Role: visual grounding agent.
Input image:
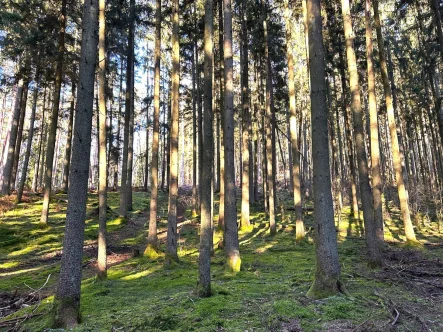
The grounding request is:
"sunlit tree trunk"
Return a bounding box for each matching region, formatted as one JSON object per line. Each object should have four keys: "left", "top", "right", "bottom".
{"left": 305, "top": 0, "right": 342, "bottom": 299}
{"left": 192, "top": 41, "right": 198, "bottom": 217}
{"left": 97, "top": 0, "right": 107, "bottom": 279}
{"left": 240, "top": 0, "right": 250, "bottom": 230}
{"left": 223, "top": 0, "right": 241, "bottom": 272}
{"left": 40, "top": 0, "right": 67, "bottom": 224}
{"left": 144, "top": 0, "right": 161, "bottom": 257}
{"left": 262, "top": 0, "right": 276, "bottom": 235}
{"left": 53, "top": 0, "right": 99, "bottom": 326}
{"left": 284, "top": 0, "right": 304, "bottom": 242}
{"left": 198, "top": 0, "right": 214, "bottom": 297}
{"left": 341, "top": 0, "right": 381, "bottom": 266}
{"left": 165, "top": 0, "right": 180, "bottom": 264}
{"left": 365, "top": 0, "right": 384, "bottom": 246}
{"left": 373, "top": 0, "right": 417, "bottom": 243}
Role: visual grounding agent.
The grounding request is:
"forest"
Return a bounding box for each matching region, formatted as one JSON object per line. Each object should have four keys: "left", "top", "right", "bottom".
{"left": 0, "top": 0, "right": 443, "bottom": 330}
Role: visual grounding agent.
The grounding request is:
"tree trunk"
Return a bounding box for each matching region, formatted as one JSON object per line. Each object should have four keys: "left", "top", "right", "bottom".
{"left": 62, "top": 77, "right": 76, "bottom": 193}
{"left": 373, "top": 0, "right": 417, "bottom": 243}
{"left": 192, "top": 41, "right": 198, "bottom": 217}
{"left": 365, "top": 0, "right": 384, "bottom": 246}
{"left": 17, "top": 71, "right": 40, "bottom": 203}
{"left": 341, "top": 0, "right": 381, "bottom": 266}
{"left": 284, "top": 0, "right": 304, "bottom": 242}
{"left": 306, "top": 0, "right": 342, "bottom": 299}
{"left": 11, "top": 81, "right": 29, "bottom": 192}
{"left": 223, "top": 0, "right": 241, "bottom": 272}
{"left": 262, "top": 0, "right": 276, "bottom": 235}
{"left": 145, "top": 0, "right": 161, "bottom": 257}
{"left": 53, "top": 0, "right": 99, "bottom": 327}
{"left": 165, "top": 0, "right": 180, "bottom": 265}
{"left": 240, "top": 0, "right": 250, "bottom": 230}
{"left": 33, "top": 86, "right": 46, "bottom": 192}
{"left": 97, "top": 0, "right": 107, "bottom": 279}
{"left": 198, "top": 0, "right": 214, "bottom": 297}
{"left": 40, "top": 0, "right": 67, "bottom": 225}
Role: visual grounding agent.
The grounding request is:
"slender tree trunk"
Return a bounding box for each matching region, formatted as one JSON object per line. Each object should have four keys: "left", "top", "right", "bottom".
{"left": 165, "top": 0, "right": 180, "bottom": 264}
{"left": 33, "top": 86, "right": 46, "bottom": 192}
{"left": 341, "top": 0, "right": 381, "bottom": 266}
{"left": 62, "top": 78, "right": 76, "bottom": 193}
{"left": 240, "top": 0, "right": 250, "bottom": 230}
{"left": 192, "top": 42, "right": 198, "bottom": 217}
{"left": 11, "top": 82, "right": 29, "bottom": 191}
{"left": 113, "top": 59, "right": 124, "bottom": 191}
{"left": 145, "top": 0, "right": 161, "bottom": 257}
{"left": 373, "top": 0, "right": 417, "bottom": 243}
{"left": 127, "top": 55, "right": 134, "bottom": 209}
{"left": 97, "top": 0, "right": 107, "bottom": 279}
{"left": 119, "top": 0, "right": 135, "bottom": 218}
{"left": 40, "top": 0, "right": 67, "bottom": 225}
{"left": 17, "top": 71, "right": 40, "bottom": 203}
{"left": 1, "top": 77, "right": 24, "bottom": 194}
{"left": 262, "top": 0, "right": 276, "bottom": 235}
{"left": 365, "top": 0, "right": 384, "bottom": 246}
{"left": 223, "top": 0, "right": 241, "bottom": 272}
{"left": 53, "top": 0, "right": 98, "bottom": 326}
{"left": 284, "top": 0, "right": 304, "bottom": 242}
{"left": 198, "top": 0, "right": 214, "bottom": 297}
{"left": 218, "top": 0, "right": 225, "bottom": 232}
{"left": 306, "top": 0, "right": 342, "bottom": 299}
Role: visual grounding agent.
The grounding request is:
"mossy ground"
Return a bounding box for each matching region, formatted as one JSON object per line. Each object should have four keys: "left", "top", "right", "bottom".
{"left": 0, "top": 191, "right": 442, "bottom": 331}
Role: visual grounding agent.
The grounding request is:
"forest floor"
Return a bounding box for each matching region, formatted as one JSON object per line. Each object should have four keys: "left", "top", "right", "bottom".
{"left": 0, "top": 190, "right": 442, "bottom": 331}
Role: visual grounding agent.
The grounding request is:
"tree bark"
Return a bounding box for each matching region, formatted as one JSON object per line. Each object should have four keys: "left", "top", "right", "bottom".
{"left": 62, "top": 77, "right": 76, "bottom": 193}
{"left": 165, "top": 0, "right": 180, "bottom": 264}
{"left": 341, "top": 0, "right": 381, "bottom": 266}
{"left": 305, "top": 0, "right": 342, "bottom": 299}
{"left": 198, "top": 0, "right": 214, "bottom": 297}
{"left": 145, "top": 0, "right": 161, "bottom": 257}
{"left": 17, "top": 71, "right": 40, "bottom": 203}
{"left": 97, "top": 0, "right": 107, "bottom": 279}
{"left": 373, "top": 0, "right": 417, "bottom": 243}
{"left": 53, "top": 0, "right": 99, "bottom": 327}
{"left": 240, "top": 0, "right": 250, "bottom": 230}
{"left": 40, "top": 0, "right": 67, "bottom": 224}
{"left": 365, "top": 0, "right": 384, "bottom": 246}
{"left": 223, "top": 0, "right": 241, "bottom": 272}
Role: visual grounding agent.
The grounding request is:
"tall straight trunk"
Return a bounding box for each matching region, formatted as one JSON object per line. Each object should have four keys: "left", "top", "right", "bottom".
{"left": 113, "top": 59, "right": 124, "bottom": 190}
{"left": 40, "top": 0, "right": 67, "bottom": 224}
{"left": 338, "top": 50, "right": 359, "bottom": 220}
{"left": 197, "top": 55, "right": 203, "bottom": 205}
{"left": 373, "top": 0, "right": 417, "bottom": 243}
{"left": 97, "top": 0, "right": 107, "bottom": 279}
{"left": 10, "top": 81, "right": 29, "bottom": 191}
{"left": 217, "top": 0, "right": 225, "bottom": 232}
{"left": 119, "top": 0, "right": 135, "bottom": 217}
{"left": 62, "top": 77, "right": 76, "bottom": 193}
{"left": 284, "top": 0, "right": 304, "bottom": 241}
{"left": 223, "top": 0, "right": 241, "bottom": 272}
{"left": 145, "top": 0, "right": 161, "bottom": 256}
{"left": 198, "top": 0, "right": 214, "bottom": 297}
{"left": 53, "top": 0, "right": 99, "bottom": 326}
{"left": 341, "top": 0, "right": 381, "bottom": 266}
{"left": 240, "top": 0, "right": 250, "bottom": 230}
{"left": 306, "top": 0, "right": 342, "bottom": 299}
{"left": 127, "top": 56, "right": 135, "bottom": 208}
{"left": 144, "top": 60, "right": 150, "bottom": 192}
{"left": 262, "top": 0, "right": 276, "bottom": 235}
{"left": 165, "top": 0, "right": 180, "bottom": 264}
{"left": 17, "top": 71, "right": 40, "bottom": 203}
{"left": 365, "top": 0, "right": 384, "bottom": 245}
{"left": 33, "top": 86, "right": 47, "bottom": 192}
{"left": 192, "top": 42, "right": 198, "bottom": 216}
